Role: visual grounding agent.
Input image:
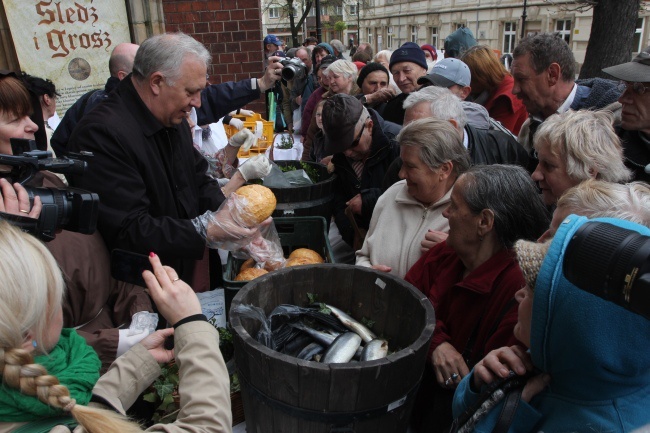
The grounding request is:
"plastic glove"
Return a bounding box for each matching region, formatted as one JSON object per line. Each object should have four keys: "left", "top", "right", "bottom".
{"left": 238, "top": 155, "right": 272, "bottom": 181}
{"left": 228, "top": 117, "right": 245, "bottom": 130}
{"left": 191, "top": 206, "right": 260, "bottom": 250}
{"left": 229, "top": 109, "right": 254, "bottom": 117}
{"left": 229, "top": 128, "right": 256, "bottom": 151}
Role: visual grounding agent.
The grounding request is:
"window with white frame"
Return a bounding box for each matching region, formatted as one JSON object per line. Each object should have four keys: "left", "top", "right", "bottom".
{"left": 634, "top": 17, "right": 645, "bottom": 53}
{"left": 320, "top": 5, "right": 328, "bottom": 15}
{"left": 387, "top": 26, "right": 394, "bottom": 49}
{"left": 349, "top": 4, "right": 358, "bottom": 15}
{"left": 334, "top": 5, "right": 342, "bottom": 15}
{"left": 411, "top": 25, "right": 418, "bottom": 43}
{"left": 269, "top": 7, "right": 280, "bottom": 18}
{"left": 555, "top": 19, "right": 571, "bottom": 44}
{"left": 430, "top": 27, "right": 438, "bottom": 47}
{"left": 308, "top": 4, "right": 315, "bottom": 16}
{"left": 368, "top": 28, "right": 373, "bottom": 45}
{"left": 503, "top": 22, "right": 517, "bottom": 54}
{"left": 454, "top": 23, "right": 464, "bottom": 30}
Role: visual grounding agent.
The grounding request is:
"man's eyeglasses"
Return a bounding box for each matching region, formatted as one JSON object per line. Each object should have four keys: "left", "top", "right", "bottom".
{"left": 349, "top": 116, "right": 369, "bottom": 149}
{"left": 617, "top": 81, "right": 650, "bottom": 96}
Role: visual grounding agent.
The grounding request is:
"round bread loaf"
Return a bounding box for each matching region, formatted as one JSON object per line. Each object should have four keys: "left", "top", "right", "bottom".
{"left": 284, "top": 257, "right": 313, "bottom": 267}
{"left": 240, "top": 258, "right": 256, "bottom": 271}
{"left": 235, "top": 267, "right": 268, "bottom": 281}
{"left": 234, "top": 185, "right": 277, "bottom": 226}
{"left": 288, "top": 248, "right": 324, "bottom": 263}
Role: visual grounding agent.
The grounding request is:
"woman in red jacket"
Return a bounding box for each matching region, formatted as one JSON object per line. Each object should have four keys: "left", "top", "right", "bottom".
{"left": 461, "top": 45, "right": 528, "bottom": 135}
{"left": 405, "top": 165, "right": 549, "bottom": 433}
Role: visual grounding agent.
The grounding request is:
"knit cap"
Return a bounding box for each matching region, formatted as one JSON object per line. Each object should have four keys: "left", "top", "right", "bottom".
{"left": 444, "top": 28, "right": 477, "bottom": 58}
{"left": 356, "top": 62, "right": 389, "bottom": 88}
{"left": 514, "top": 240, "right": 551, "bottom": 291}
{"left": 389, "top": 42, "right": 428, "bottom": 71}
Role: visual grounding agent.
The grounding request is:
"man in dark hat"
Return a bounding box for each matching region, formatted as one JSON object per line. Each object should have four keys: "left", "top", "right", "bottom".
{"left": 382, "top": 42, "right": 429, "bottom": 125}
{"left": 322, "top": 94, "right": 399, "bottom": 249}
{"left": 603, "top": 46, "right": 650, "bottom": 183}
{"left": 356, "top": 62, "right": 395, "bottom": 116}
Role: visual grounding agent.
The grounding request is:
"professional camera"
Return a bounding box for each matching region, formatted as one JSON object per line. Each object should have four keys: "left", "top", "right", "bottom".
{"left": 0, "top": 138, "right": 99, "bottom": 241}
{"left": 564, "top": 221, "right": 650, "bottom": 320}
{"left": 280, "top": 57, "right": 307, "bottom": 81}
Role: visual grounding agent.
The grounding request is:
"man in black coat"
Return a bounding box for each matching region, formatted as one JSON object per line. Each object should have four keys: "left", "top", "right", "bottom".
{"left": 67, "top": 33, "right": 282, "bottom": 288}
{"left": 322, "top": 94, "right": 399, "bottom": 247}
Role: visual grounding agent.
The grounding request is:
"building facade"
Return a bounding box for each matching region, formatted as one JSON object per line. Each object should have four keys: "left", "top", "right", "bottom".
{"left": 262, "top": 0, "right": 649, "bottom": 70}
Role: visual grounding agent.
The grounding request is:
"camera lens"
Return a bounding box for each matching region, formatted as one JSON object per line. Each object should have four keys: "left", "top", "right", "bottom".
{"left": 564, "top": 221, "right": 650, "bottom": 318}
{"left": 282, "top": 66, "right": 296, "bottom": 80}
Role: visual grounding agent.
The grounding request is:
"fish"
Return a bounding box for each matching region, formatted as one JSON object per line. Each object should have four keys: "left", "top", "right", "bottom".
{"left": 296, "top": 342, "right": 325, "bottom": 361}
{"left": 290, "top": 322, "right": 339, "bottom": 346}
{"left": 322, "top": 332, "right": 362, "bottom": 364}
{"left": 360, "top": 339, "right": 389, "bottom": 361}
{"left": 324, "top": 304, "right": 377, "bottom": 343}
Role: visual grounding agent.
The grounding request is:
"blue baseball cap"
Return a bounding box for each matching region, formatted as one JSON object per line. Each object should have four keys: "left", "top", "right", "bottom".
{"left": 264, "top": 34, "right": 283, "bottom": 47}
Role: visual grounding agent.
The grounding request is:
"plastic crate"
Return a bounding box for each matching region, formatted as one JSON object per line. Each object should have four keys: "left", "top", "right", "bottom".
{"left": 223, "top": 216, "right": 335, "bottom": 289}
{"left": 223, "top": 113, "right": 274, "bottom": 158}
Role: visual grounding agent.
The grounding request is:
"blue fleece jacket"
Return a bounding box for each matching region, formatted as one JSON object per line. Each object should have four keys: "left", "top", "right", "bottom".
{"left": 453, "top": 215, "right": 650, "bottom": 432}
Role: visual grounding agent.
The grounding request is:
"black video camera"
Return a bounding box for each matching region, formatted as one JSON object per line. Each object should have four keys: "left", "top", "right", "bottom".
{"left": 0, "top": 138, "right": 99, "bottom": 241}
{"left": 564, "top": 221, "right": 650, "bottom": 320}
{"left": 280, "top": 57, "right": 307, "bottom": 81}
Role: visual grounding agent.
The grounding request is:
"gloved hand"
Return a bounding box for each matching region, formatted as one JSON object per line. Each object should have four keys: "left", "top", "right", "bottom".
{"left": 228, "top": 128, "right": 256, "bottom": 151}
{"left": 238, "top": 155, "right": 272, "bottom": 181}
{"left": 228, "top": 117, "right": 245, "bottom": 130}
{"left": 229, "top": 109, "right": 254, "bottom": 117}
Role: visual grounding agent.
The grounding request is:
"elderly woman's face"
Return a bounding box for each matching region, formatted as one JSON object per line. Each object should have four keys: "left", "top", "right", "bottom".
{"left": 328, "top": 71, "right": 353, "bottom": 94}
{"left": 514, "top": 285, "right": 534, "bottom": 347}
{"left": 0, "top": 111, "right": 38, "bottom": 154}
{"left": 398, "top": 145, "right": 449, "bottom": 205}
{"left": 442, "top": 176, "right": 480, "bottom": 253}
{"left": 531, "top": 141, "right": 580, "bottom": 206}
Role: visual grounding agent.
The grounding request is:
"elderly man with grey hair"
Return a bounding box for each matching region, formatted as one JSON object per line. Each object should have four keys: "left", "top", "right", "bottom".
{"left": 67, "top": 33, "right": 280, "bottom": 290}
{"left": 330, "top": 39, "right": 346, "bottom": 59}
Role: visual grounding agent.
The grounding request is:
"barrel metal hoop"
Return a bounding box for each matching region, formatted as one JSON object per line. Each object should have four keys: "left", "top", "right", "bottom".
{"left": 239, "top": 371, "right": 420, "bottom": 425}
{"left": 274, "top": 194, "right": 332, "bottom": 211}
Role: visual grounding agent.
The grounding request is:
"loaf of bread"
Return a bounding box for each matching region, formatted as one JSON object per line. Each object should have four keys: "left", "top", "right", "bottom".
{"left": 233, "top": 185, "right": 277, "bottom": 226}
{"left": 288, "top": 248, "right": 324, "bottom": 264}
{"left": 234, "top": 267, "right": 268, "bottom": 281}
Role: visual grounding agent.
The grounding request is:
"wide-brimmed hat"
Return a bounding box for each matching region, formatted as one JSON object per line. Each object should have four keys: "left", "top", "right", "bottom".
{"left": 602, "top": 46, "right": 650, "bottom": 82}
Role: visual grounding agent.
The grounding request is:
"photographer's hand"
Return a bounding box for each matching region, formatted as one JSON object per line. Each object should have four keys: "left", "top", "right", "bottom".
{"left": 0, "top": 178, "right": 42, "bottom": 219}
{"left": 259, "top": 56, "right": 283, "bottom": 92}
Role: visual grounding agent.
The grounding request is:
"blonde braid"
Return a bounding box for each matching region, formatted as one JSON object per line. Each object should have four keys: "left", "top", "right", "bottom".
{"left": 1, "top": 347, "right": 143, "bottom": 433}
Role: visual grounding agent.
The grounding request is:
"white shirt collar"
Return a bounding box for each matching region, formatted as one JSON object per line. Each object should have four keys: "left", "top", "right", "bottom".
{"left": 556, "top": 83, "right": 578, "bottom": 115}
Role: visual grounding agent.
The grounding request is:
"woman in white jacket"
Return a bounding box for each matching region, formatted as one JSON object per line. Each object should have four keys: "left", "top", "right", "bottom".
{"left": 356, "top": 118, "right": 470, "bottom": 277}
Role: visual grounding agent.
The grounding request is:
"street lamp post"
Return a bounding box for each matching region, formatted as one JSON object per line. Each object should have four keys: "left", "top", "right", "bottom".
{"left": 315, "top": 0, "right": 322, "bottom": 42}
{"left": 357, "top": 0, "right": 360, "bottom": 43}
{"left": 520, "top": 0, "right": 528, "bottom": 39}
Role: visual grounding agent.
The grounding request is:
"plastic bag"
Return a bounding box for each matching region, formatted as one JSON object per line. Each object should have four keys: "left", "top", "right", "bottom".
{"left": 192, "top": 197, "right": 262, "bottom": 251}
{"left": 283, "top": 169, "right": 313, "bottom": 186}
{"left": 233, "top": 218, "right": 285, "bottom": 270}
{"left": 232, "top": 304, "right": 273, "bottom": 348}
{"left": 262, "top": 163, "right": 292, "bottom": 188}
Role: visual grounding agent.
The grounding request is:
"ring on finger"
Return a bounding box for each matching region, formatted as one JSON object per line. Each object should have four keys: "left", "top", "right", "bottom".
{"left": 172, "top": 277, "right": 180, "bottom": 283}
{"left": 19, "top": 209, "right": 29, "bottom": 214}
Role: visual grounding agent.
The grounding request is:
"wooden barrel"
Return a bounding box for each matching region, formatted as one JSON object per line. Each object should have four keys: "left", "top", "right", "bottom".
{"left": 269, "top": 160, "right": 336, "bottom": 223}
{"left": 229, "top": 264, "right": 436, "bottom": 433}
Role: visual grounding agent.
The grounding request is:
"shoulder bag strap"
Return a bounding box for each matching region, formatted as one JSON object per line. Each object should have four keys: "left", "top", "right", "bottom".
{"left": 491, "top": 387, "right": 523, "bottom": 433}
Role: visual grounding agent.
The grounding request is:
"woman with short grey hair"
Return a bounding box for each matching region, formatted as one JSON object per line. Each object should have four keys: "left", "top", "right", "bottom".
{"left": 356, "top": 118, "right": 470, "bottom": 277}
{"left": 322, "top": 59, "right": 360, "bottom": 96}
{"left": 532, "top": 109, "right": 632, "bottom": 206}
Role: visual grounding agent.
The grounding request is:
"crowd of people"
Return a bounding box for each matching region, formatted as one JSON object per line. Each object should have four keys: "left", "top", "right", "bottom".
{"left": 0, "top": 25, "right": 649, "bottom": 433}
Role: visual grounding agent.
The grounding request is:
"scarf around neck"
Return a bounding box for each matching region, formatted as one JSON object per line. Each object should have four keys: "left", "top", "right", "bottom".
{"left": 0, "top": 328, "right": 100, "bottom": 422}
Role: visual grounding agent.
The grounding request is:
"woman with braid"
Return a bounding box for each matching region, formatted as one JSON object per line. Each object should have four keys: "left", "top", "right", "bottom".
{"left": 0, "top": 213, "right": 232, "bottom": 431}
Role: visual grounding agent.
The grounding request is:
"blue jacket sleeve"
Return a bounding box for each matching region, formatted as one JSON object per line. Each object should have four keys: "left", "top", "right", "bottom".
{"left": 196, "top": 79, "right": 261, "bottom": 125}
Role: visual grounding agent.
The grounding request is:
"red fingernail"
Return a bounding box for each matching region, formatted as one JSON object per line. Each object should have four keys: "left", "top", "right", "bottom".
{"left": 149, "top": 252, "right": 155, "bottom": 257}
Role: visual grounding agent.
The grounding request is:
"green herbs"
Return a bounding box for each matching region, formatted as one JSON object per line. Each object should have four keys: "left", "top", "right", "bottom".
{"left": 143, "top": 362, "right": 180, "bottom": 423}
{"left": 279, "top": 162, "right": 320, "bottom": 183}
{"left": 276, "top": 134, "right": 294, "bottom": 149}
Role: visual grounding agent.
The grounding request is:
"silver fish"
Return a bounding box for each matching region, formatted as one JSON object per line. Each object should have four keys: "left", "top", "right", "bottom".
{"left": 291, "top": 322, "right": 338, "bottom": 346}
{"left": 360, "top": 339, "right": 389, "bottom": 361}
{"left": 322, "top": 332, "right": 362, "bottom": 364}
{"left": 324, "top": 304, "right": 377, "bottom": 343}
{"left": 296, "top": 342, "right": 325, "bottom": 361}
